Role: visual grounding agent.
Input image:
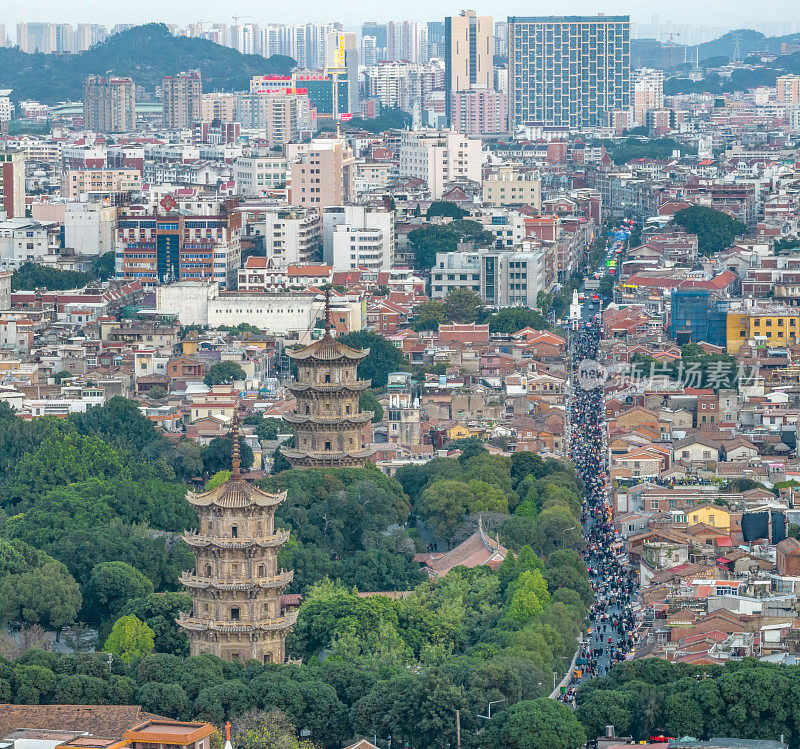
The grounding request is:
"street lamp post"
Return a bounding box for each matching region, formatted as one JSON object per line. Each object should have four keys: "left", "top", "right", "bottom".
{"left": 561, "top": 526, "right": 577, "bottom": 547}
{"left": 478, "top": 699, "right": 506, "bottom": 720}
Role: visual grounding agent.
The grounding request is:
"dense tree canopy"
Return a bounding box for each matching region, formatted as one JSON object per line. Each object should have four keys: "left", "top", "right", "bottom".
{"left": 11, "top": 262, "right": 92, "bottom": 291}
{"left": 673, "top": 205, "right": 747, "bottom": 256}
{"left": 337, "top": 330, "right": 409, "bottom": 388}
{"left": 203, "top": 360, "right": 247, "bottom": 387}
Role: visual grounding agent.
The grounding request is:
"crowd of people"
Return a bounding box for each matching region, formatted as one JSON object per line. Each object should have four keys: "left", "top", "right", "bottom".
{"left": 558, "top": 321, "right": 639, "bottom": 707}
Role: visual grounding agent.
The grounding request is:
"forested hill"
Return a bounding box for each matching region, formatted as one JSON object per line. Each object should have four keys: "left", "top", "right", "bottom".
{"left": 0, "top": 24, "right": 296, "bottom": 104}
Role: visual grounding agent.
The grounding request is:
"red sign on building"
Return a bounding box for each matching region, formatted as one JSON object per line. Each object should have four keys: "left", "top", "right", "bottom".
{"left": 160, "top": 194, "right": 177, "bottom": 212}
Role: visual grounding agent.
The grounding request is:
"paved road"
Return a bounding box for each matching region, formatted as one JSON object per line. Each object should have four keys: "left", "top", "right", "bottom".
{"left": 557, "top": 236, "right": 638, "bottom": 706}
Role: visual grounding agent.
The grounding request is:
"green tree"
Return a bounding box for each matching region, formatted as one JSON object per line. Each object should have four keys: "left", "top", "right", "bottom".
{"left": 426, "top": 201, "right": 467, "bottom": 220}
{"left": 147, "top": 386, "right": 168, "bottom": 400}
{"left": 443, "top": 288, "right": 483, "bottom": 323}
{"left": 120, "top": 592, "right": 192, "bottom": 656}
{"left": 103, "top": 615, "right": 155, "bottom": 665}
{"left": 338, "top": 330, "right": 409, "bottom": 388}
{"left": 53, "top": 674, "right": 108, "bottom": 705}
{"left": 204, "top": 360, "right": 247, "bottom": 387}
{"left": 411, "top": 299, "right": 447, "bottom": 331}
{"left": 0, "top": 560, "right": 81, "bottom": 629}
{"left": 484, "top": 698, "right": 587, "bottom": 749}
{"left": 486, "top": 307, "right": 551, "bottom": 333}
{"left": 12, "top": 262, "right": 92, "bottom": 291}
{"left": 203, "top": 437, "right": 255, "bottom": 474}
{"left": 673, "top": 205, "right": 747, "bottom": 256}
{"left": 85, "top": 561, "right": 154, "bottom": 622}
{"left": 231, "top": 709, "right": 316, "bottom": 749}
{"left": 576, "top": 690, "right": 633, "bottom": 741}
{"left": 92, "top": 251, "right": 116, "bottom": 280}
{"left": 506, "top": 569, "right": 551, "bottom": 624}
{"left": 417, "top": 480, "right": 475, "bottom": 539}
{"left": 359, "top": 389, "right": 384, "bottom": 423}
{"left": 352, "top": 671, "right": 468, "bottom": 749}
{"left": 407, "top": 225, "right": 460, "bottom": 269}
{"left": 135, "top": 682, "right": 191, "bottom": 719}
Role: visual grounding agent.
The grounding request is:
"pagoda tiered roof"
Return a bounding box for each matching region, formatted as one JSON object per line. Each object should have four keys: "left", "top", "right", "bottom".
{"left": 287, "top": 335, "right": 369, "bottom": 362}
{"left": 186, "top": 478, "right": 286, "bottom": 509}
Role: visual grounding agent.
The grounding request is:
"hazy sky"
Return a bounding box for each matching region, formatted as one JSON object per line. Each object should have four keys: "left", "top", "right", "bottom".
{"left": 2, "top": 0, "right": 799, "bottom": 36}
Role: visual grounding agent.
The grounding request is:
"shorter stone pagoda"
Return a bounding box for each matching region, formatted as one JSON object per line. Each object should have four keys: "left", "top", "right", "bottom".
{"left": 280, "top": 289, "right": 376, "bottom": 468}
{"left": 177, "top": 435, "right": 296, "bottom": 664}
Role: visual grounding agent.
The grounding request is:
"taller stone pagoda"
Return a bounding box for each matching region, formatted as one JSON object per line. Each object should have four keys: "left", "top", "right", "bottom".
{"left": 280, "top": 289, "right": 375, "bottom": 468}
{"left": 178, "top": 433, "right": 296, "bottom": 664}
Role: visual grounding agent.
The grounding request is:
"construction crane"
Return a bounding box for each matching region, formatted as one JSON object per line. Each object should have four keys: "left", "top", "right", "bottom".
{"left": 666, "top": 32, "right": 681, "bottom": 68}
{"left": 232, "top": 15, "right": 253, "bottom": 26}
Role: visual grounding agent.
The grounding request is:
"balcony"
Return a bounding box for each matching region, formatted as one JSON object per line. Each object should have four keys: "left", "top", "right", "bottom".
{"left": 182, "top": 529, "right": 291, "bottom": 549}
{"left": 179, "top": 570, "right": 293, "bottom": 590}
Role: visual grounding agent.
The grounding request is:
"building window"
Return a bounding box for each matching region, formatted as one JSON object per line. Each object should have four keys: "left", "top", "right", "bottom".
{"left": 258, "top": 564, "right": 265, "bottom": 576}
{"left": 231, "top": 525, "right": 238, "bottom": 538}
{"left": 230, "top": 607, "right": 240, "bottom": 621}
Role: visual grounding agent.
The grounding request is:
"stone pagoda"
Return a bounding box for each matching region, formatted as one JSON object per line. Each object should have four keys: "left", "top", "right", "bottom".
{"left": 280, "top": 291, "right": 375, "bottom": 468}
{"left": 177, "top": 434, "right": 296, "bottom": 664}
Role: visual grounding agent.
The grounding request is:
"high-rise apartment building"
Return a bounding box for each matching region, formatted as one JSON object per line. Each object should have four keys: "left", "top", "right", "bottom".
{"left": 250, "top": 73, "right": 349, "bottom": 120}
{"left": 362, "top": 22, "right": 388, "bottom": 59}
{"left": 231, "top": 23, "right": 260, "bottom": 55}
{"left": 508, "top": 15, "right": 631, "bottom": 129}
{"left": 55, "top": 24, "right": 74, "bottom": 53}
{"left": 0, "top": 90, "right": 12, "bottom": 135}
{"left": 633, "top": 68, "right": 664, "bottom": 126}
{"left": 326, "top": 32, "right": 359, "bottom": 114}
{"left": 427, "top": 21, "right": 446, "bottom": 58}
{"left": 323, "top": 205, "right": 395, "bottom": 272}
{"left": 115, "top": 202, "right": 242, "bottom": 288}
{"left": 287, "top": 138, "right": 355, "bottom": 209}
{"left": 450, "top": 89, "right": 508, "bottom": 136}
{"left": 777, "top": 75, "right": 800, "bottom": 104}
{"left": 17, "top": 22, "right": 56, "bottom": 53}
{"left": 445, "top": 10, "right": 494, "bottom": 125}
{"left": 398, "top": 129, "right": 485, "bottom": 199}
{"left": 200, "top": 93, "right": 237, "bottom": 123}
{"left": 0, "top": 152, "right": 25, "bottom": 219}
{"left": 74, "top": 24, "right": 92, "bottom": 51}
{"left": 83, "top": 75, "right": 136, "bottom": 133}
{"left": 388, "top": 21, "right": 423, "bottom": 63}
{"left": 163, "top": 70, "right": 202, "bottom": 129}
{"left": 235, "top": 91, "right": 316, "bottom": 146}
{"left": 362, "top": 36, "right": 378, "bottom": 67}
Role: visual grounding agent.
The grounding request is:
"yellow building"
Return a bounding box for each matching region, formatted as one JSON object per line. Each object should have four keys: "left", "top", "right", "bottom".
{"left": 687, "top": 504, "right": 731, "bottom": 532}
{"left": 726, "top": 305, "right": 800, "bottom": 354}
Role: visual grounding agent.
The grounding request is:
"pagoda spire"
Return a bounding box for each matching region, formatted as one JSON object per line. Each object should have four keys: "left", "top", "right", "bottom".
{"left": 324, "top": 284, "right": 332, "bottom": 338}
{"left": 231, "top": 412, "right": 241, "bottom": 478}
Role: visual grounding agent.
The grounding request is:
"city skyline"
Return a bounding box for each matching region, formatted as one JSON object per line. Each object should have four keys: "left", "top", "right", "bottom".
{"left": 2, "top": 1, "right": 800, "bottom": 45}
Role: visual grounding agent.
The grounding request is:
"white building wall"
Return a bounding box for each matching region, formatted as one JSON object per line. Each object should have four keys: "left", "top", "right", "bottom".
{"left": 64, "top": 204, "right": 116, "bottom": 255}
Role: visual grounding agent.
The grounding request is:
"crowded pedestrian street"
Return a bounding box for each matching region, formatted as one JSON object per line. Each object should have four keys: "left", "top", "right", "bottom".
{"left": 558, "top": 320, "right": 639, "bottom": 707}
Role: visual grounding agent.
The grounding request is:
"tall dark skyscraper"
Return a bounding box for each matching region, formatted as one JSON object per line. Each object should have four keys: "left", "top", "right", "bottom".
{"left": 508, "top": 15, "right": 631, "bottom": 129}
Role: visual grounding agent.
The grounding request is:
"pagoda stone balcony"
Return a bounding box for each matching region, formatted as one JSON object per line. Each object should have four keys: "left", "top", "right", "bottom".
{"left": 183, "top": 529, "right": 291, "bottom": 549}
{"left": 179, "top": 570, "right": 294, "bottom": 591}
{"left": 177, "top": 608, "right": 299, "bottom": 633}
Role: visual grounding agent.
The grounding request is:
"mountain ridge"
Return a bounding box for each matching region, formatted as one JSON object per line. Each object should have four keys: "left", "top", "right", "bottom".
{"left": 0, "top": 23, "right": 295, "bottom": 105}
